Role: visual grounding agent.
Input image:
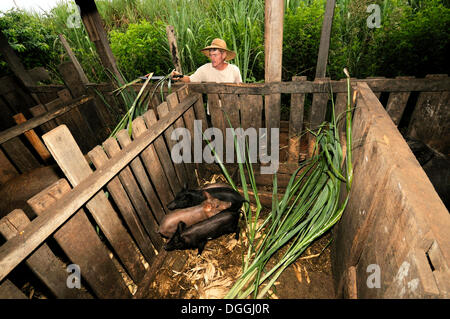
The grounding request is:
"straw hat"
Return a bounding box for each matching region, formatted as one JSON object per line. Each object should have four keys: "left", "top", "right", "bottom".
{"left": 201, "top": 38, "right": 236, "bottom": 61}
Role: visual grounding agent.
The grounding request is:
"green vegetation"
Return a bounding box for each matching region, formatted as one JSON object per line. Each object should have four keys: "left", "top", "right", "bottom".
{"left": 206, "top": 69, "right": 354, "bottom": 299}
{"left": 0, "top": 0, "right": 449, "bottom": 83}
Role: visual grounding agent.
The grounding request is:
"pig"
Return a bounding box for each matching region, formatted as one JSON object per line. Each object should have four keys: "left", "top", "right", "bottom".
{"left": 158, "top": 191, "right": 231, "bottom": 238}
{"left": 164, "top": 209, "right": 241, "bottom": 255}
{"left": 167, "top": 184, "right": 246, "bottom": 212}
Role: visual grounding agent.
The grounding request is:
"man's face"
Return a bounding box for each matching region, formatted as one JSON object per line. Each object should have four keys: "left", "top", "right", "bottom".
{"left": 209, "top": 49, "right": 227, "bottom": 68}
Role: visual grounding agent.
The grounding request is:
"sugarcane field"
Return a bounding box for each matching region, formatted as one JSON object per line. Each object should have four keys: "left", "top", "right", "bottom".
{"left": 0, "top": 0, "right": 449, "bottom": 311}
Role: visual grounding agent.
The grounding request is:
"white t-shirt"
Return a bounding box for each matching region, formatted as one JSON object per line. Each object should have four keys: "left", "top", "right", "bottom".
{"left": 189, "top": 63, "right": 242, "bottom": 83}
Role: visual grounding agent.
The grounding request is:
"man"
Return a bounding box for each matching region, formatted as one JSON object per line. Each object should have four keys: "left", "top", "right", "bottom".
{"left": 172, "top": 38, "right": 242, "bottom": 83}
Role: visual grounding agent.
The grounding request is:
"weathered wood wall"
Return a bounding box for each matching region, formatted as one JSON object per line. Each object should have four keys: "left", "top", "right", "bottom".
{"left": 0, "top": 86, "right": 201, "bottom": 298}
{"left": 332, "top": 82, "right": 450, "bottom": 298}
{"left": 0, "top": 64, "right": 116, "bottom": 186}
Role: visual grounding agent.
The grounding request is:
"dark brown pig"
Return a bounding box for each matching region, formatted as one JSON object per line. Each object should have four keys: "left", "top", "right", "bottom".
{"left": 164, "top": 209, "right": 241, "bottom": 255}
{"left": 167, "top": 184, "right": 246, "bottom": 211}
{"left": 158, "top": 191, "right": 231, "bottom": 238}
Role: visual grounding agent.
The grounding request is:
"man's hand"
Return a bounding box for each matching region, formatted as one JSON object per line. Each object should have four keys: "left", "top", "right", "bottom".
{"left": 171, "top": 70, "right": 182, "bottom": 80}
{"left": 171, "top": 70, "right": 190, "bottom": 83}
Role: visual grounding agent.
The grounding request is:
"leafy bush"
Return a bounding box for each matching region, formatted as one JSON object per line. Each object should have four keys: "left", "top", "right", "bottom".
{"left": 283, "top": 1, "right": 325, "bottom": 81}
{"left": 1, "top": 0, "right": 448, "bottom": 84}
{"left": 109, "top": 20, "right": 172, "bottom": 80}
{"left": 0, "top": 9, "right": 58, "bottom": 76}
{"left": 373, "top": 1, "right": 450, "bottom": 77}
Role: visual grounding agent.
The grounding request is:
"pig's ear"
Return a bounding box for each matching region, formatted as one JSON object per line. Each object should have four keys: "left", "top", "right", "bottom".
{"left": 203, "top": 191, "right": 212, "bottom": 199}
{"left": 177, "top": 221, "right": 186, "bottom": 233}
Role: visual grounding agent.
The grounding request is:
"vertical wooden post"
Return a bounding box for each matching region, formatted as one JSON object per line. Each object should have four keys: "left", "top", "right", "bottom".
{"left": 0, "top": 31, "right": 41, "bottom": 104}
{"left": 288, "top": 76, "right": 307, "bottom": 163}
{"left": 0, "top": 31, "right": 34, "bottom": 87}
{"left": 166, "top": 25, "right": 183, "bottom": 74}
{"left": 74, "top": 0, "right": 124, "bottom": 85}
{"left": 315, "top": 0, "right": 336, "bottom": 79}
{"left": 58, "top": 34, "right": 89, "bottom": 85}
{"left": 407, "top": 74, "right": 449, "bottom": 154}
{"left": 264, "top": 0, "right": 284, "bottom": 145}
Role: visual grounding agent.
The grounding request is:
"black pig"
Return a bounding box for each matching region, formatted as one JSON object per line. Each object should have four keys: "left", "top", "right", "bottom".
{"left": 164, "top": 209, "right": 241, "bottom": 255}
{"left": 167, "top": 186, "right": 246, "bottom": 212}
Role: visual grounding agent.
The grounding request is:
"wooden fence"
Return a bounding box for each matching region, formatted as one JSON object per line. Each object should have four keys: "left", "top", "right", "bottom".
{"left": 0, "top": 79, "right": 448, "bottom": 298}
{"left": 0, "top": 86, "right": 202, "bottom": 298}
{"left": 1, "top": 73, "right": 448, "bottom": 189}
{"left": 332, "top": 82, "right": 450, "bottom": 298}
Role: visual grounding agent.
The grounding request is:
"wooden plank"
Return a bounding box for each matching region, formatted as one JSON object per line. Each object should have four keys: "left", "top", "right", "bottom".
{"left": 3, "top": 90, "right": 31, "bottom": 116}
{"left": 220, "top": 93, "right": 240, "bottom": 130}
{"left": 120, "top": 77, "right": 450, "bottom": 96}
{"left": 131, "top": 116, "right": 174, "bottom": 206}
{"left": 385, "top": 76, "right": 414, "bottom": 125}
{"left": 177, "top": 86, "right": 199, "bottom": 188}
{"left": 408, "top": 74, "right": 449, "bottom": 154}
{"left": 0, "top": 148, "right": 19, "bottom": 186}
{"left": 157, "top": 101, "right": 189, "bottom": 189}
{"left": 239, "top": 95, "right": 263, "bottom": 131}
{"left": 75, "top": 0, "right": 124, "bottom": 84}
{"left": 264, "top": 94, "right": 281, "bottom": 147}
{"left": 88, "top": 145, "right": 157, "bottom": 263}
{"left": 177, "top": 86, "right": 197, "bottom": 144}
{"left": 28, "top": 67, "right": 50, "bottom": 83}
{"left": 166, "top": 25, "right": 183, "bottom": 74}
{"left": 333, "top": 82, "right": 450, "bottom": 298}
{"left": 0, "top": 95, "right": 93, "bottom": 145}
{"left": 115, "top": 129, "right": 167, "bottom": 221}
{"left": 0, "top": 208, "right": 92, "bottom": 299}
{"left": 192, "top": 93, "right": 208, "bottom": 131}
{"left": 1, "top": 137, "right": 40, "bottom": 173}
{"left": 57, "top": 64, "right": 97, "bottom": 151}
{"left": 366, "top": 77, "right": 385, "bottom": 99}
{"left": 264, "top": 0, "right": 284, "bottom": 135}
{"left": 58, "top": 62, "right": 105, "bottom": 143}
{"left": 342, "top": 266, "right": 357, "bottom": 299}
{"left": 85, "top": 86, "right": 115, "bottom": 138}
{"left": 102, "top": 137, "right": 164, "bottom": 250}
{"left": 0, "top": 75, "right": 18, "bottom": 96}
{"left": 142, "top": 110, "right": 182, "bottom": 194}
{"left": 335, "top": 87, "right": 348, "bottom": 135}
{"left": 27, "top": 179, "right": 131, "bottom": 299}
{"left": 0, "top": 31, "right": 40, "bottom": 104}
{"left": 310, "top": 77, "right": 330, "bottom": 130}
{"left": 288, "top": 76, "right": 307, "bottom": 163}
{"left": 42, "top": 125, "right": 146, "bottom": 283}
{"left": 208, "top": 93, "right": 226, "bottom": 133}
{"left": 0, "top": 94, "right": 199, "bottom": 282}
{"left": 315, "top": 0, "right": 336, "bottom": 78}
{"left": 168, "top": 88, "right": 197, "bottom": 157}
{"left": 12, "top": 113, "right": 51, "bottom": 162}
{"left": 29, "top": 104, "right": 58, "bottom": 133}
{"left": 133, "top": 250, "right": 168, "bottom": 299}
{"left": 0, "top": 279, "right": 27, "bottom": 299}
{"left": 220, "top": 93, "right": 240, "bottom": 163}
{"left": 58, "top": 62, "right": 87, "bottom": 98}
{"left": 58, "top": 34, "right": 89, "bottom": 85}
